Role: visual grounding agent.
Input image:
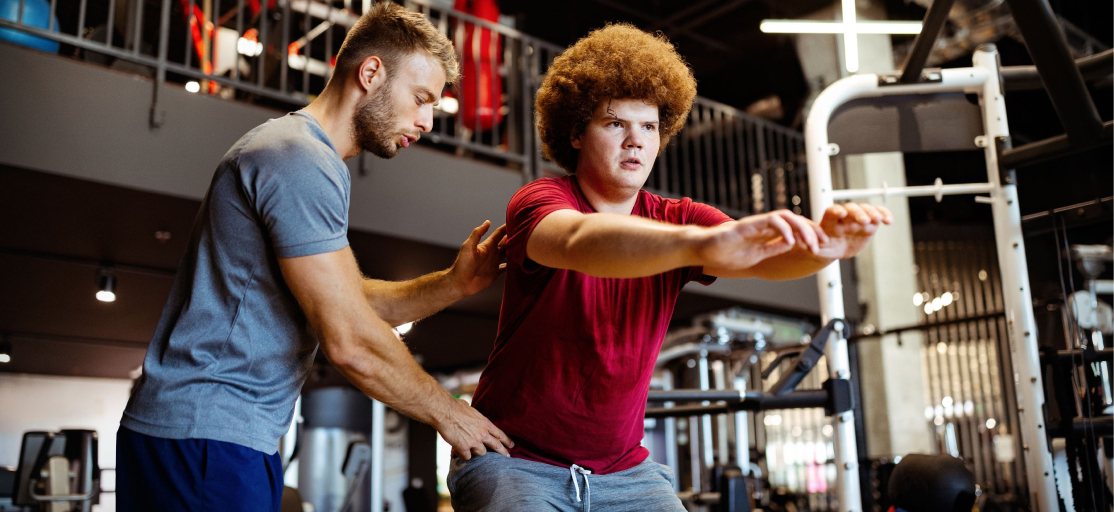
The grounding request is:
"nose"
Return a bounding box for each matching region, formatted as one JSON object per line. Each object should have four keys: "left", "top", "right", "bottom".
{"left": 623, "top": 126, "right": 644, "bottom": 150}
{"left": 416, "top": 104, "right": 433, "bottom": 133}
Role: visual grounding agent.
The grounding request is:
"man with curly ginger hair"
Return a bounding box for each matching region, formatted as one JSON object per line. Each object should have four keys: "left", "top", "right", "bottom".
{"left": 450, "top": 24, "right": 891, "bottom": 510}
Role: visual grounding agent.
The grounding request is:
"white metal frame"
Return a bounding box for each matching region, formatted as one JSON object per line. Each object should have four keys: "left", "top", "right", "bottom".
{"left": 804, "top": 46, "right": 1057, "bottom": 511}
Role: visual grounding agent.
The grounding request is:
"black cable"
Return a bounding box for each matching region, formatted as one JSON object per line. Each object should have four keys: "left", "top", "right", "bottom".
{"left": 1055, "top": 214, "right": 1108, "bottom": 511}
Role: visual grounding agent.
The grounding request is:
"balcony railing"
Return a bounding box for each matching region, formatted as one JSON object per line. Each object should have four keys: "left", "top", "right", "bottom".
{"left": 0, "top": 0, "right": 808, "bottom": 217}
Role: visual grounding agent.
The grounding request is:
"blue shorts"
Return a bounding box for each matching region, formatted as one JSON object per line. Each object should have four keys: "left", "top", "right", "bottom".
{"left": 115, "top": 426, "right": 283, "bottom": 512}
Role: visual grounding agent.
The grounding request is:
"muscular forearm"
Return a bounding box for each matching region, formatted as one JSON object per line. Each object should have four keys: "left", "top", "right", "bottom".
{"left": 362, "top": 270, "right": 463, "bottom": 326}
{"left": 325, "top": 315, "right": 455, "bottom": 428}
{"left": 536, "top": 212, "right": 704, "bottom": 278}
{"left": 736, "top": 245, "right": 833, "bottom": 281}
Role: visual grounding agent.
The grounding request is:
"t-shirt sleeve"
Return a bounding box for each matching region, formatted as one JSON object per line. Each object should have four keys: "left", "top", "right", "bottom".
{"left": 243, "top": 151, "right": 351, "bottom": 259}
{"left": 682, "top": 200, "right": 734, "bottom": 285}
{"left": 505, "top": 179, "right": 579, "bottom": 273}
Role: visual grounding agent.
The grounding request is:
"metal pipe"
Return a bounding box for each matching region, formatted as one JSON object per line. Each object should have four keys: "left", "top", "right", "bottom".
{"left": 645, "top": 390, "right": 831, "bottom": 418}
{"left": 1005, "top": 0, "right": 1104, "bottom": 144}
{"left": 370, "top": 399, "right": 384, "bottom": 512}
{"left": 698, "top": 352, "right": 714, "bottom": 474}
{"left": 733, "top": 376, "right": 748, "bottom": 472}
{"left": 898, "top": 0, "right": 956, "bottom": 83}
{"left": 1002, "top": 49, "right": 1114, "bottom": 91}
{"left": 662, "top": 369, "right": 679, "bottom": 492}
{"left": 999, "top": 120, "right": 1113, "bottom": 169}
{"left": 830, "top": 180, "right": 993, "bottom": 202}
{"left": 648, "top": 389, "right": 747, "bottom": 403}
{"left": 973, "top": 45, "right": 1059, "bottom": 512}
{"left": 712, "top": 360, "right": 729, "bottom": 465}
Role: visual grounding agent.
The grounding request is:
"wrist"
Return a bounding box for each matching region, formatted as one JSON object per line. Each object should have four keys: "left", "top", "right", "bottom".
{"left": 680, "top": 225, "right": 714, "bottom": 267}
{"left": 443, "top": 267, "right": 469, "bottom": 300}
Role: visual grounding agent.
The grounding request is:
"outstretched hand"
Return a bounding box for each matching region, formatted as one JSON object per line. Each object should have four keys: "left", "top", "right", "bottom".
{"left": 449, "top": 221, "right": 508, "bottom": 297}
{"left": 696, "top": 209, "right": 829, "bottom": 272}
{"left": 812, "top": 203, "right": 892, "bottom": 260}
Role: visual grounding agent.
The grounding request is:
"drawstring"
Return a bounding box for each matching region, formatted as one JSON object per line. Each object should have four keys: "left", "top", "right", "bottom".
{"left": 569, "top": 464, "right": 592, "bottom": 505}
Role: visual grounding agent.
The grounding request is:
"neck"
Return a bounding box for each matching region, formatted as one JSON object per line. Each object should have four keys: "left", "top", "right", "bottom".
{"left": 574, "top": 174, "right": 639, "bottom": 214}
{"left": 301, "top": 84, "right": 360, "bottom": 159}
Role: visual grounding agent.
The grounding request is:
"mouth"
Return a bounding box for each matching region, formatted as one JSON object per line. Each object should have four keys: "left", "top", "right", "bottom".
{"left": 620, "top": 157, "right": 641, "bottom": 170}
{"left": 400, "top": 134, "right": 418, "bottom": 148}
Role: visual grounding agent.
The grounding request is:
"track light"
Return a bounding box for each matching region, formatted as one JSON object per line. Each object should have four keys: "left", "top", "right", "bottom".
{"left": 97, "top": 269, "right": 117, "bottom": 303}
{"left": 0, "top": 336, "right": 11, "bottom": 364}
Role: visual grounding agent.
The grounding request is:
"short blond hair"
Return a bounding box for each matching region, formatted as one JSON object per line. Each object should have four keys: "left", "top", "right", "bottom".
{"left": 335, "top": 2, "right": 460, "bottom": 85}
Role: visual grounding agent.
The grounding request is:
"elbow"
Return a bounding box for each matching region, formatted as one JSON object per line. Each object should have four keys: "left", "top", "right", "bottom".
{"left": 318, "top": 328, "right": 360, "bottom": 371}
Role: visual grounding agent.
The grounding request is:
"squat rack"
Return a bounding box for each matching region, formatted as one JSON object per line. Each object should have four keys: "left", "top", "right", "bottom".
{"left": 806, "top": 0, "right": 1111, "bottom": 510}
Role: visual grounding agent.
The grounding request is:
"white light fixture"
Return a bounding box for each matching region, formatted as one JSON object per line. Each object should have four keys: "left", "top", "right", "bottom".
{"left": 759, "top": 0, "right": 923, "bottom": 73}
{"left": 985, "top": 418, "right": 997, "bottom": 429}
{"left": 96, "top": 270, "right": 116, "bottom": 303}
{"left": 941, "top": 291, "right": 954, "bottom": 306}
{"left": 185, "top": 81, "right": 201, "bottom": 93}
{"left": 237, "top": 37, "right": 264, "bottom": 57}
{"left": 0, "top": 337, "right": 10, "bottom": 364}
{"left": 396, "top": 322, "right": 414, "bottom": 335}
{"left": 913, "top": 293, "right": 924, "bottom": 307}
{"left": 438, "top": 96, "right": 460, "bottom": 115}
{"left": 758, "top": 20, "right": 923, "bottom": 34}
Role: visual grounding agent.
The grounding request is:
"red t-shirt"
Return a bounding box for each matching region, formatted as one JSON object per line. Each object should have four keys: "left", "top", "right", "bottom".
{"left": 470, "top": 175, "right": 733, "bottom": 474}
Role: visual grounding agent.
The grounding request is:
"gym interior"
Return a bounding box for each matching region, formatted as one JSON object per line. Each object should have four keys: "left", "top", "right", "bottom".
{"left": 0, "top": 0, "right": 1110, "bottom": 510}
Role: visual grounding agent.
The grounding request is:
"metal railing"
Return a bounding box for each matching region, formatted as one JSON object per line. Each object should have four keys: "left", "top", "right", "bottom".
{"left": 0, "top": 0, "right": 807, "bottom": 216}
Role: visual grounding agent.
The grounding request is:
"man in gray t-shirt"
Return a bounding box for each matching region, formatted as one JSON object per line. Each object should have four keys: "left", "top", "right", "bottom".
{"left": 117, "top": 4, "right": 512, "bottom": 511}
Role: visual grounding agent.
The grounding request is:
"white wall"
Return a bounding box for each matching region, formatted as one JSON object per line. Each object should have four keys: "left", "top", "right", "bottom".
{"left": 0, "top": 373, "right": 132, "bottom": 511}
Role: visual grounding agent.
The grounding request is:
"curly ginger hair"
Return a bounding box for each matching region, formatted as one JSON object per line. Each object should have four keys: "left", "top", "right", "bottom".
{"left": 535, "top": 24, "right": 697, "bottom": 173}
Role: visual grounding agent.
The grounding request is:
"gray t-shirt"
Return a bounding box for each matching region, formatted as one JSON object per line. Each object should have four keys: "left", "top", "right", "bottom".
{"left": 121, "top": 111, "right": 350, "bottom": 454}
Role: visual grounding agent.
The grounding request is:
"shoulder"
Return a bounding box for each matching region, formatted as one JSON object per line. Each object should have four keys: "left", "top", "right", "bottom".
{"left": 639, "top": 191, "right": 731, "bottom": 226}
{"left": 509, "top": 175, "right": 578, "bottom": 208}
{"left": 239, "top": 114, "right": 345, "bottom": 177}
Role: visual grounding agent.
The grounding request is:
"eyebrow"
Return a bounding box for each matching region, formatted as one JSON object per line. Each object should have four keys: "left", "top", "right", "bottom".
{"left": 417, "top": 87, "right": 438, "bottom": 106}
{"left": 604, "top": 116, "right": 658, "bottom": 125}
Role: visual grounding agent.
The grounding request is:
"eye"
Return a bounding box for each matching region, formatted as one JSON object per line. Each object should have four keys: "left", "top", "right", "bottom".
{"left": 415, "top": 96, "right": 424, "bottom": 106}
{"left": 643, "top": 124, "right": 657, "bottom": 131}
{"left": 609, "top": 121, "right": 622, "bottom": 128}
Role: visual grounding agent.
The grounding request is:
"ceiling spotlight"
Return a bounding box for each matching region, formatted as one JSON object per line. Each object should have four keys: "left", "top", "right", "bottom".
{"left": 0, "top": 336, "right": 10, "bottom": 364}
{"left": 97, "top": 269, "right": 117, "bottom": 303}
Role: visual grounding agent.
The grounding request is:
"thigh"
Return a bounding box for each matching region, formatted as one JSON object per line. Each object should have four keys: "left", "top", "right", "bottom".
{"left": 592, "top": 460, "right": 685, "bottom": 512}
{"left": 115, "top": 427, "right": 282, "bottom": 512}
{"left": 448, "top": 454, "right": 572, "bottom": 512}
{"left": 115, "top": 427, "right": 205, "bottom": 512}
{"left": 199, "top": 439, "right": 284, "bottom": 512}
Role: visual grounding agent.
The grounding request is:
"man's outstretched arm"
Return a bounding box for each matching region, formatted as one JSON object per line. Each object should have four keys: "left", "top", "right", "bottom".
{"left": 360, "top": 221, "right": 506, "bottom": 327}
{"left": 705, "top": 203, "right": 892, "bottom": 280}
{"left": 279, "top": 246, "right": 512, "bottom": 460}
{"left": 526, "top": 209, "right": 824, "bottom": 278}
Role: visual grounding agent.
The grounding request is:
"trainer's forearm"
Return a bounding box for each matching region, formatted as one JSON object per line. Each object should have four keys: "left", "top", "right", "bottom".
{"left": 323, "top": 314, "right": 455, "bottom": 428}
{"left": 549, "top": 213, "right": 706, "bottom": 278}
{"left": 362, "top": 270, "right": 463, "bottom": 327}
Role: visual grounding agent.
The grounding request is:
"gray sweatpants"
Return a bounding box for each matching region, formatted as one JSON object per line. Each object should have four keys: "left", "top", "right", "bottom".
{"left": 447, "top": 453, "right": 685, "bottom": 512}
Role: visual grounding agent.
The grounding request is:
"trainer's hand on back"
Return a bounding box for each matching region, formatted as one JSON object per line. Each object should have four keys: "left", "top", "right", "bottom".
{"left": 436, "top": 398, "right": 514, "bottom": 460}
{"left": 696, "top": 210, "right": 828, "bottom": 271}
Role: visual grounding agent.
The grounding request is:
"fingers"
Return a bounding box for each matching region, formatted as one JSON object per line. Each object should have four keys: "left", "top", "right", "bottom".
{"left": 765, "top": 212, "right": 795, "bottom": 247}
{"left": 483, "top": 433, "right": 509, "bottom": 457}
{"left": 490, "top": 224, "right": 508, "bottom": 247}
{"left": 841, "top": 203, "right": 871, "bottom": 224}
{"left": 465, "top": 220, "right": 492, "bottom": 246}
{"left": 821, "top": 204, "right": 847, "bottom": 232}
{"left": 877, "top": 205, "right": 894, "bottom": 224}
{"left": 489, "top": 423, "right": 515, "bottom": 450}
{"left": 774, "top": 210, "right": 819, "bottom": 253}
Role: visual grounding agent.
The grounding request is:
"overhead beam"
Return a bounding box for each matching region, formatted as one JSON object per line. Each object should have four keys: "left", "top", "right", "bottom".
{"left": 1005, "top": 0, "right": 1104, "bottom": 144}
{"left": 898, "top": 0, "right": 956, "bottom": 83}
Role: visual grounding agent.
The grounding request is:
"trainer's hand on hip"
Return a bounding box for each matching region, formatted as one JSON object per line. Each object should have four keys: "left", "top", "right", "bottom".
{"left": 695, "top": 209, "right": 828, "bottom": 271}
{"left": 435, "top": 398, "right": 514, "bottom": 460}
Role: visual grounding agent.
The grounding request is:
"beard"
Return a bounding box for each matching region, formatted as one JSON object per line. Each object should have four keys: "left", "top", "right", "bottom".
{"left": 352, "top": 81, "right": 402, "bottom": 159}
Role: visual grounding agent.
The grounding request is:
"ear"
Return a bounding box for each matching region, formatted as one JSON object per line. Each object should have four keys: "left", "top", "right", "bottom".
{"left": 356, "top": 56, "right": 385, "bottom": 94}
{"left": 571, "top": 134, "right": 581, "bottom": 150}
